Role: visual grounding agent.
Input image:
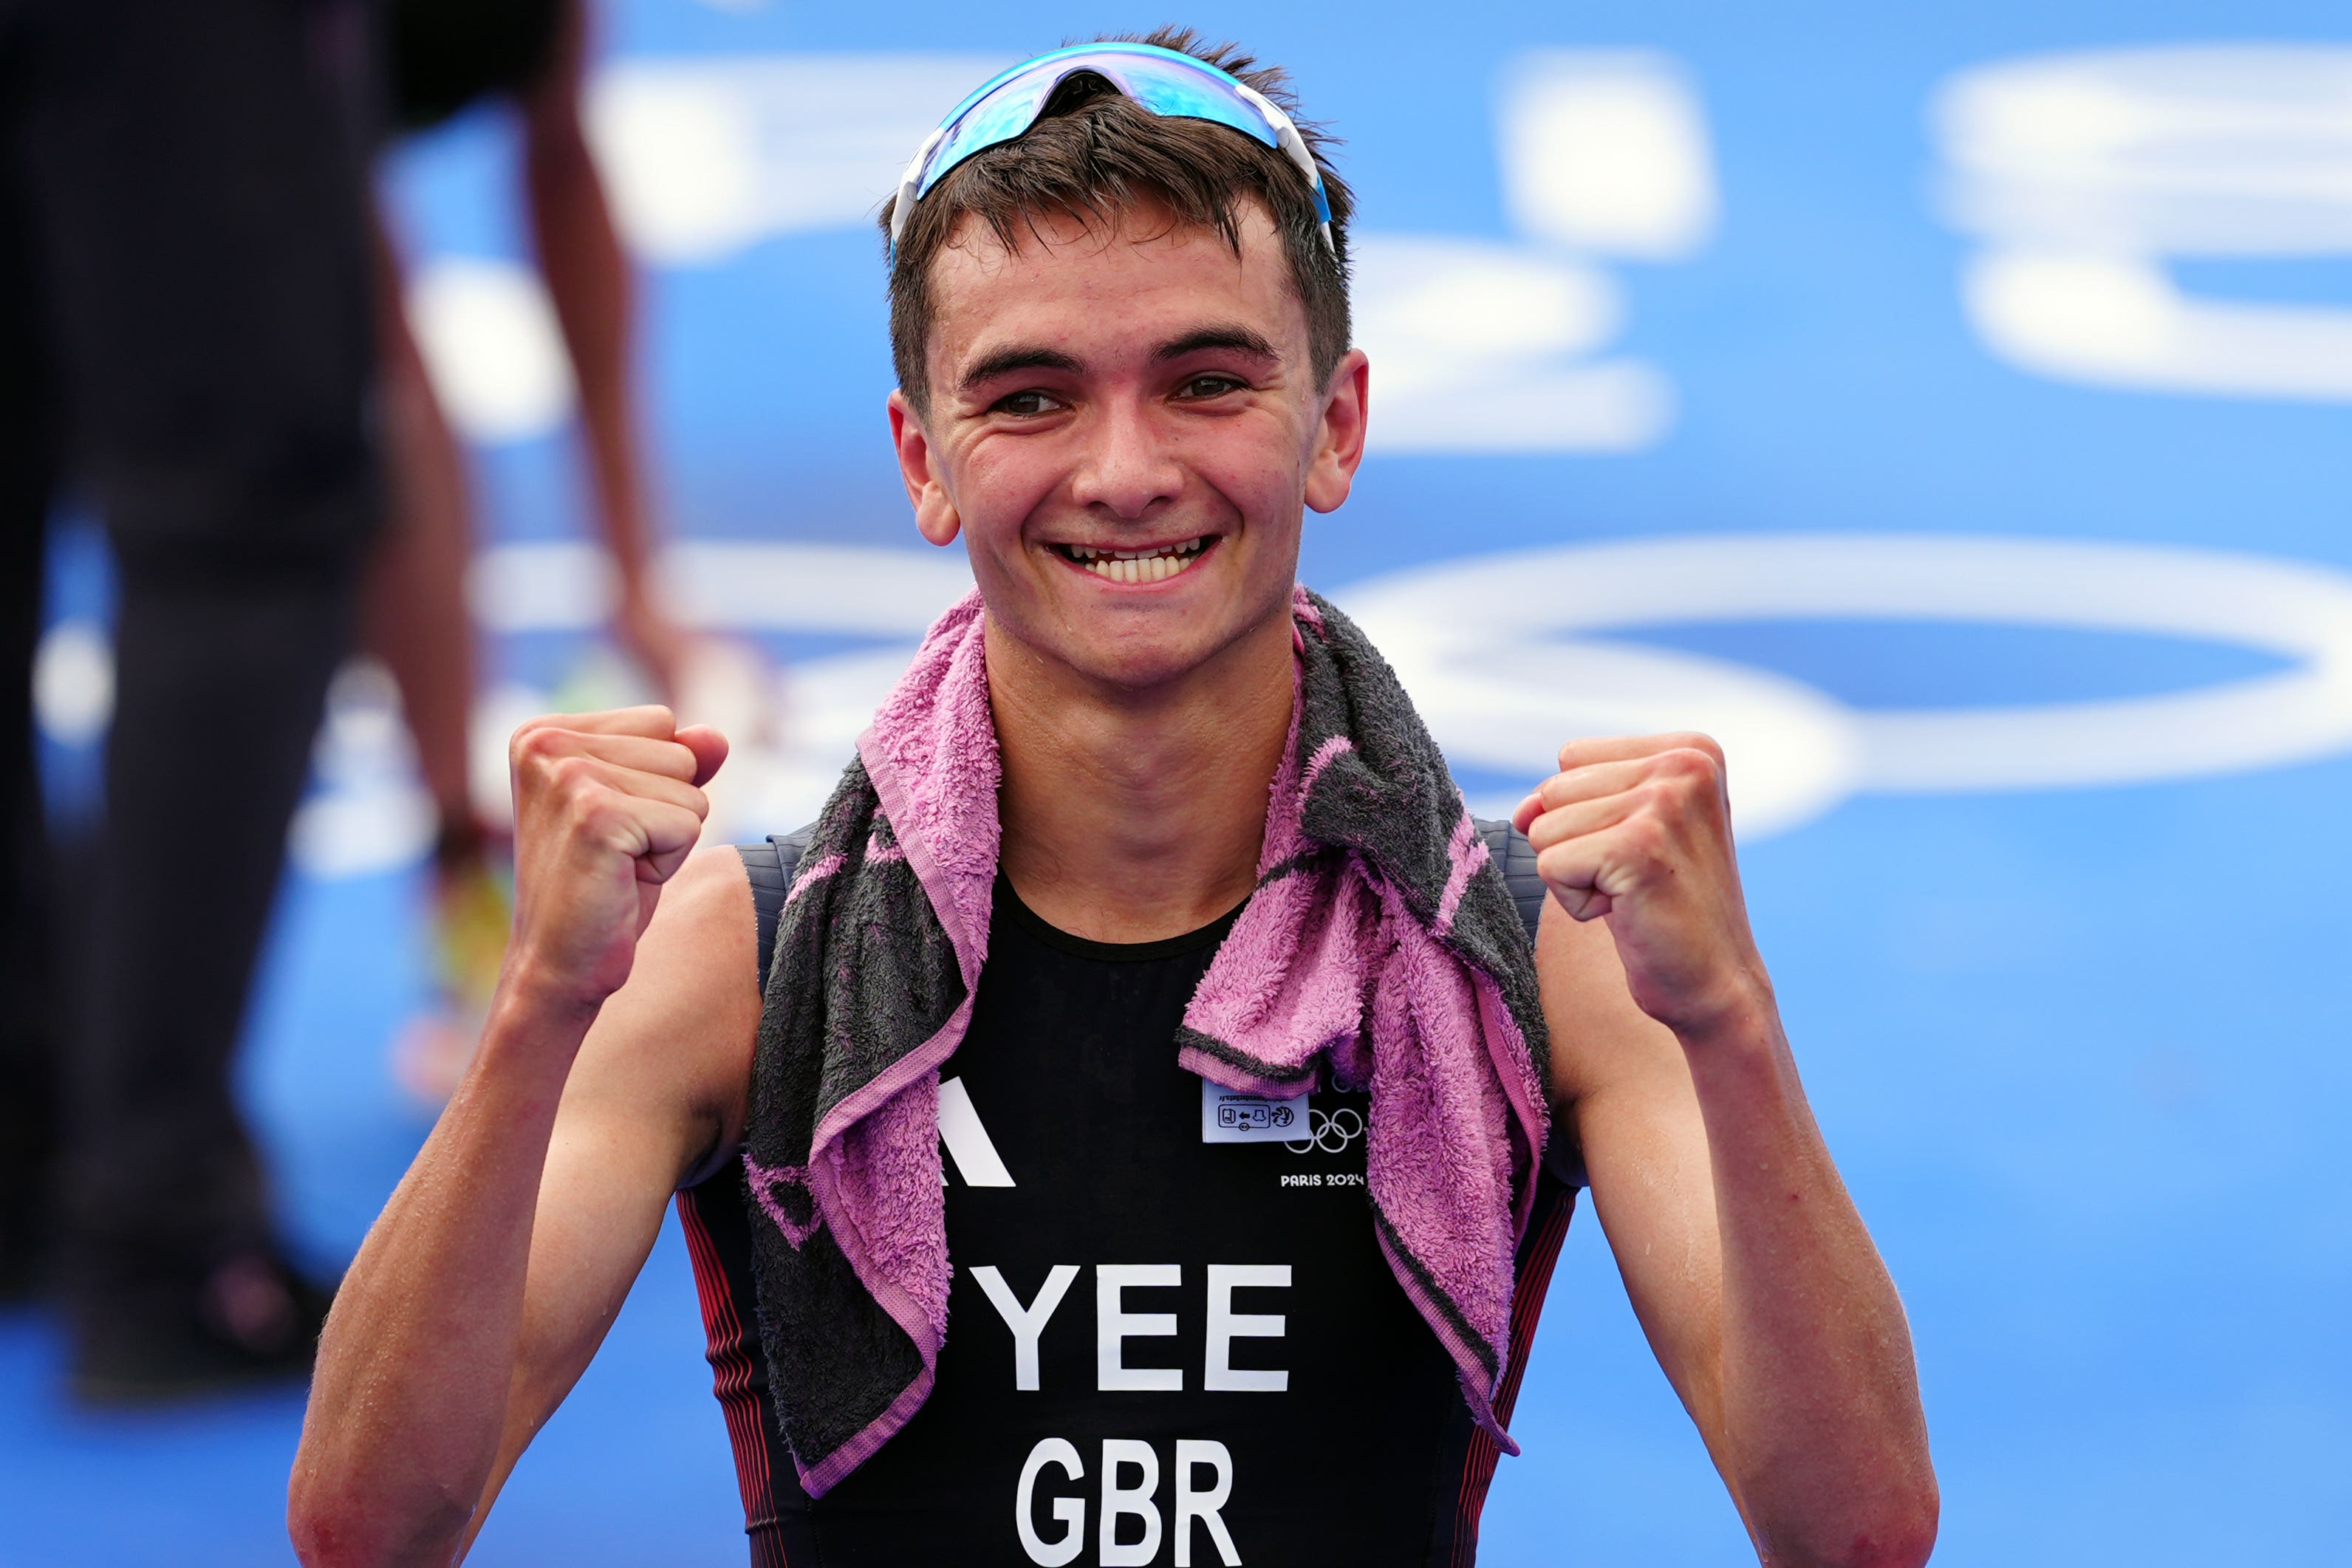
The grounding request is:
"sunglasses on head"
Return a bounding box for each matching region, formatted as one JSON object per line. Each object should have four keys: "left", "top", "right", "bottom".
{"left": 888, "top": 42, "right": 1337, "bottom": 257}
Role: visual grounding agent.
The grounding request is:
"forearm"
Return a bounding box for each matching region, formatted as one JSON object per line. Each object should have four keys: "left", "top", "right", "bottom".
{"left": 523, "top": 121, "right": 656, "bottom": 583}
{"left": 1685, "top": 1002, "right": 1937, "bottom": 1567}
{"left": 289, "top": 977, "right": 596, "bottom": 1567}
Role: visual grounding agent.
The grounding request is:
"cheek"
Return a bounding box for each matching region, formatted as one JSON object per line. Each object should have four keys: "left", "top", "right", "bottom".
{"left": 1195, "top": 422, "right": 1310, "bottom": 534}
{"left": 953, "top": 436, "right": 1062, "bottom": 541}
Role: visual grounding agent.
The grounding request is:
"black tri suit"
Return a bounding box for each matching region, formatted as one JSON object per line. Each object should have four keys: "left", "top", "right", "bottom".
{"left": 680, "top": 829, "right": 1576, "bottom": 1567}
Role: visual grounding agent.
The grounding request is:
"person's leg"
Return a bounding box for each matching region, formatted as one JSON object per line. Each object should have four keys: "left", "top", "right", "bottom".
{"left": 0, "top": 278, "right": 57, "bottom": 1303}
{"left": 76, "top": 561, "right": 360, "bottom": 1249}
{"left": 0, "top": 3, "right": 63, "bottom": 1302}
{"left": 362, "top": 208, "right": 477, "bottom": 843}
{"left": 18, "top": 0, "right": 380, "bottom": 1391}
{"left": 0, "top": 524, "right": 52, "bottom": 1302}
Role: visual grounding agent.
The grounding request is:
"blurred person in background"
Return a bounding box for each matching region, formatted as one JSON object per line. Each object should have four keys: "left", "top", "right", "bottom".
{"left": 370, "top": 0, "right": 695, "bottom": 1103}
{"left": 0, "top": 0, "right": 378, "bottom": 1395}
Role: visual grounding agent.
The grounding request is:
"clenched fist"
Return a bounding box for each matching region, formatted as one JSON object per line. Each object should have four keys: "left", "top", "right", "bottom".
{"left": 505, "top": 706, "right": 728, "bottom": 1011}
{"left": 1511, "top": 733, "right": 1770, "bottom": 1041}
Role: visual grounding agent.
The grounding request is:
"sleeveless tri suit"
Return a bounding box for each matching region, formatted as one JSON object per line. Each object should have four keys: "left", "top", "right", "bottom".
{"left": 677, "top": 824, "right": 1576, "bottom": 1567}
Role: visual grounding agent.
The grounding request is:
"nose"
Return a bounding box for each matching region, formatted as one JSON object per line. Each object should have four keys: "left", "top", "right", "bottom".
{"left": 1067, "top": 397, "right": 1183, "bottom": 521}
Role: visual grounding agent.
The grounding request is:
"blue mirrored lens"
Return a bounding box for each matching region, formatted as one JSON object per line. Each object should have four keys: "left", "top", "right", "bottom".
{"left": 1106, "top": 60, "right": 1282, "bottom": 149}
{"left": 915, "top": 47, "right": 1284, "bottom": 200}
{"left": 920, "top": 72, "right": 1058, "bottom": 197}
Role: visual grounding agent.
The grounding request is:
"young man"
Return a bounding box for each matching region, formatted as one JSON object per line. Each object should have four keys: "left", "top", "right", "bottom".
{"left": 290, "top": 32, "right": 1936, "bottom": 1568}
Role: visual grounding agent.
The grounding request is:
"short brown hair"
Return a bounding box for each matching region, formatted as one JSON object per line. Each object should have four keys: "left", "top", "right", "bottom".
{"left": 881, "top": 27, "right": 1355, "bottom": 416}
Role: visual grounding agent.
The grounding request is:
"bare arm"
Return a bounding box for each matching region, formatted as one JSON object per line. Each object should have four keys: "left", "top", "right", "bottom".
{"left": 289, "top": 713, "right": 755, "bottom": 1567}
{"left": 1521, "top": 735, "right": 1937, "bottom": 1568}
{"left": 518, "top": 1, "right": 688, "bottom": 695}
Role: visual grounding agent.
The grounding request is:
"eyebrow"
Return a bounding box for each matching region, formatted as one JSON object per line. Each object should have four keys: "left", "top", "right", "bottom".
{"left": 1152, "top": 325, "right": 1281, "bottom": 364}
{"left": 955, "top": 324, "right": 1283, "bottom": 397}
{"left": 959, "top": 345, "right": 1085, "bottom": 394}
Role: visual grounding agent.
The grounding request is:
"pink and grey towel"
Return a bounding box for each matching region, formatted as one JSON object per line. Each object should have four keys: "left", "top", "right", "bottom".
{"left": 740, "top": 586, "right": 1551, "bottom": 1497}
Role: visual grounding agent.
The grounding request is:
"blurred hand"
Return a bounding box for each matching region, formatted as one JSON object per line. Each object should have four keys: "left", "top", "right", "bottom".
{"left": 613, "top": 585, "right": 696, "bottom": 705}
{"left": 1511, "top": 733, "right": 1769, "bottom": 1041}
{"left": 505, "top": 706, "right": 727, "bottom": 1012}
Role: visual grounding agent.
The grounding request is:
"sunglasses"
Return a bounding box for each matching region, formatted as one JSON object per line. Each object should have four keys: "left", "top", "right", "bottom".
{"left": 888, "top": 42, "right": 1336, "bottom": 256}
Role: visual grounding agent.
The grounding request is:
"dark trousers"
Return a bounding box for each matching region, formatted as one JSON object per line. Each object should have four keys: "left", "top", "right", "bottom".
{"left": 0, "top": 0, "right": 380, "bottom": 1303}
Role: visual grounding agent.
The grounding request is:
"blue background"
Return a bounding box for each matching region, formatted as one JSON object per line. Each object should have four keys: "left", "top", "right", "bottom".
{"left": 4, "top": 1, "right": 2348, "bottom": 1564}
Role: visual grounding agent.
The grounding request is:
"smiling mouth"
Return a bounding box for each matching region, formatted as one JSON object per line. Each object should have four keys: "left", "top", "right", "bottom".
{"left": 1052, "top": 536, "right": 1215, "bottom": 584}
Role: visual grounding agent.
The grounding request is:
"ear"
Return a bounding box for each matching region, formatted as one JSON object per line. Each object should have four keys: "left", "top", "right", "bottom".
{"left": 887, "top": 389, "right": 962, "bottom": 547}
{"left": 1304, "top": 347, "right": 1370, "bottom": 515}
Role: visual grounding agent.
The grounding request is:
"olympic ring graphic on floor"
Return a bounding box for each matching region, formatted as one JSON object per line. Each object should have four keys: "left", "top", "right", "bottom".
{"left": 1338, "top": 533, "right": 2352, "bottom": 838}
{"left": 258, "top": 533, "right": 2352, "bottom": 877}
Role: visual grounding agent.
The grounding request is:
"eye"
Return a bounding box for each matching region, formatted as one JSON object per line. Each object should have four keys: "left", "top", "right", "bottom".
{"left": 993, "top": 388, "right": 1067, "bottom": 418}
{"left": 1175, "top": 374, "right": 1248, "bottom": 401}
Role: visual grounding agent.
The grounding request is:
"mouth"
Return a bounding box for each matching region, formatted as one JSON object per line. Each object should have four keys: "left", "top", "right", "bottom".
{"left": 1050, "top": 535, "right": 1218, "bottom": 585}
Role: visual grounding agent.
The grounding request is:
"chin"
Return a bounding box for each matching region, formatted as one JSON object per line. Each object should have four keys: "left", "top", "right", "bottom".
{"left": 1059, "top": 626, "right": 1228, "bottom": 692}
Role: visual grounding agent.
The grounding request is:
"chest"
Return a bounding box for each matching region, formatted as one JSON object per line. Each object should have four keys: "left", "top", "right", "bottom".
{"left": 940, "top": 933, "right": 1398, "bottom": 1394}
{"left": 801, "top": 905, "right": 1469, "bottom": 1567}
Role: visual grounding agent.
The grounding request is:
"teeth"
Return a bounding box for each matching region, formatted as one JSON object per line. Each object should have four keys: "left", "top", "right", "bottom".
{"left": 1064, "top": 536, "right": 1209, "bottom": 583}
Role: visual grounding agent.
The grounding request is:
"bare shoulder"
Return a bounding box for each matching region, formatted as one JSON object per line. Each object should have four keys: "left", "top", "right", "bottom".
{"left": 558, "top": 843, "right": 762, "bottom": 1188}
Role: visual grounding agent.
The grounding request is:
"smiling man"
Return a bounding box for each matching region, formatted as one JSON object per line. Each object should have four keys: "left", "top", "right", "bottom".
{"left": 290, "top": 31, "right": 1936, "bottom": 1568}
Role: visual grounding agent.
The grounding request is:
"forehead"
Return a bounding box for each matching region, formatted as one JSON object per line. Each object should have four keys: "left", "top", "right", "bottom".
{"left": 923, "top": 199, "right": 1309, "bottom": 386}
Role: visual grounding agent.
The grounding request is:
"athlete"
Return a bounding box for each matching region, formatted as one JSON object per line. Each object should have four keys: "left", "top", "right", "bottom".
{"left": 290, "top": 32, "right": 1936, "bottom": 1568}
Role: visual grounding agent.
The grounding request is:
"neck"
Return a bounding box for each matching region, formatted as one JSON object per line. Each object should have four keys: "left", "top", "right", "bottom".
{"left": 989, "top": 606, "right": 1296, "bottom": 945}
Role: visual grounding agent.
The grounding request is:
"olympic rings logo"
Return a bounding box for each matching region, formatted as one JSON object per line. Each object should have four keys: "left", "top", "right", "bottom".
{"left": 1285, "top": 1106, "right": 1366, "bottom": 1157}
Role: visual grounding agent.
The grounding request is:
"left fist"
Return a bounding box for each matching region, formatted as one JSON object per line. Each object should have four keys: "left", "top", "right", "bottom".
{"left": 1511, "top": 733, "right": 1769, "bottom": 1040}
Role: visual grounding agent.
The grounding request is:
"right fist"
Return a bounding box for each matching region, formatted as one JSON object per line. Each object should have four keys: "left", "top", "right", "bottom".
{"left": 505, "top": 706, "right": 729, "bottom": 1010}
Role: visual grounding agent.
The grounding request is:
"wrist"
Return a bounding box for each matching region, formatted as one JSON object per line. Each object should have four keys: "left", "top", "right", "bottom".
{"left": 493, "top": 950, "right": 612, "bottom": 1031}
{"left": 1675, "top": 979, "right": 1802, "bottom": 1113}
{"left": 441, "top": 965, "right": 603, "bottom": 1111}
{"left": 615, "top": 575, "right": 673, "bottom": 625}
{"left": 1670, "top": 968, "right": 1782, "bottom": 1057}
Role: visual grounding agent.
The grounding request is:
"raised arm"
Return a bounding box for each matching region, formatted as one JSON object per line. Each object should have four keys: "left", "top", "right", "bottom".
{"left": 288, "top": 710, "right": 756, "bottom": 1567}
{"left": 1517, "top": 733, "right": 1937, "bottom": 1568}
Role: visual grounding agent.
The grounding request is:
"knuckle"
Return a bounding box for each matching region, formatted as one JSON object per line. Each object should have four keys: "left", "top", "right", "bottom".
{"left": 561, "top": 778, "right": 612, "bottom": 830}
{"left": 1652, "top": 749, "right": 1721, "bottom": 795}
{"left": 1618, "top": 814, "right": 1667, "bottom": 857}
{"left": 1666, "top": 731, "right": 1726, "bottom": 767}
{"left": 547, "top": 753, "right": 598, "bottom": 792}
{"left": 509, "top": 720, "right": 561, "bottom": 767}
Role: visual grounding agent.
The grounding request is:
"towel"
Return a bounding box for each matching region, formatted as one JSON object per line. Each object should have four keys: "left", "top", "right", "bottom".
{"left": 740, "top": 585, "right": 1551, "bottom": 1497}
